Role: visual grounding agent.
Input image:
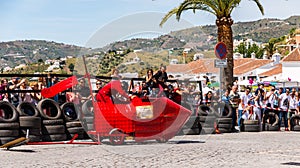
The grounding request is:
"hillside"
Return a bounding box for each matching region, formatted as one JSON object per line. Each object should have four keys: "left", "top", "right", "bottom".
{"left": 170, "top": 16, "right": 300, "bottom": 51}
{"left": 0, "top": 40, "right": 88, "bottom": 68}
{"left": 0, "top": 15, "right": 299, "bottom": 72}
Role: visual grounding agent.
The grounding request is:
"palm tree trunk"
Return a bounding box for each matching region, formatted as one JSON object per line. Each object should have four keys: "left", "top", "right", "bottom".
{"left": 216, "top": 17, "right": 234, "bottom": 89}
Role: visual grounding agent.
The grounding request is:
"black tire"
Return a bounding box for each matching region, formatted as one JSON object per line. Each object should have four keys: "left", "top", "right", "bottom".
{"left": 42, "top": 134, "right": 67, "bottom": 141}
{"left": 61, "top": 102, "right": 79, "bottom": 122}
{"left": 17, "top": 102, "right": 39, "bottom": 117}
{"left": 67, "top": 127, "right": 85, "bottom": 134}
{"left": 86, "top": 123, "right": 94, "bottom": 131}
{"left": 0, "top": 101, "right": 19, "bottom": 123}
{"left": 42, "top": 125, "right": 66, "bottom": 135}
{"left": 82, "top": 100, "right": 94, "bottom": 116}
{"left": 20, "top": 128, "right": 41, "bottom": 136}
{"left": 217, "top": 123, "right": 232, "bottom": 129}
{"left": 198, "top": 105, "right": 215, "bottom": 116}
{"left": 290, "top": 115, "right": 300, "bottom": 131}
{"left": 0, "top": 137, "right": 19, "bottom": 145}
{"left": 244, "top": 125, "right": 260, "bottom": 132}
{"left": 27, "top": 135, "right": 41, "bottom": 142}
{"left": 0, "top": 129, "right": 19, "bottom": 137}
{"left": 66, "top": 121, "right": 82, "bottom": 128}
{"left": 42, "top": 119, "right": 64, "bottom": 125}
{"left": 218, "top": 127, "right": 232, "bottom": 133}
{"left": 264, "top": 124, "right": 279, "bottom": 131}
{"left": 263, "top": 112, "right": 279, "bottom": 126}
{"left": 0, "top": 122, "right": 19, "bottom": 130}
{"left": 293, "top": 125, "right": 300, "bottom": 131}
{"left": 180, "top": 122, "right": 201, "bottom": 135}
{"left": 83, "top": 116, "right": 94, "bottom": 123}
{"left": 199, "top": 116, "right": 217, "bottom": 123}
{"left": 243, "top": 120, "right": 259, "bottom": 125}
{"left": 216, "top": 118, "right": 232, "bottom": 124}
{"left": 68, "top": 133, "right": 86, "bottom": 140}
{"left": 201, "top": 127, "right": 215, "bottom": 134}
{"left": 37, "top": 99, "right": 62, "bottom": 120}
{"left": 19, "top": 116, "right": 41, "bottom": 129}
{"left": 81, "top": 116, "right": 94, "bottom": 131}
{"left": 212, "top": 102, "right": 233, "bottom": 118}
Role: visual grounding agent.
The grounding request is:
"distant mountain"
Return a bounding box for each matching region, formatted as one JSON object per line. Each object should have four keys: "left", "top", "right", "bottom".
{"left": 0, "top": 40, "right": 88, "bottom": 68}
{"left": 170, "top": 16, "right": 300, "bottom": 50}
{"left": 1, "top": 16, "right": 299, "bottom": 69}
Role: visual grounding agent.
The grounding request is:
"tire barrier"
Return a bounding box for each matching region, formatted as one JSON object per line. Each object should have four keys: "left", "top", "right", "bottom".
{"left": 178, "top": 102, "right": 200, "bottom": 135}
{"left": 17, "top": 102, "right": 40, "bottom": 117}
{"left": 212, "top": 102, "right": 233, "bottom": 118}
{"left": 61, "top": 102, "right": 88, "bottom": 140}
{"left": 199, "top": 115, "right": 216, "bottom": 134}
{"left": 0, "top": 122, "right": 20, "bottom": 145}
{"left": 66, "top": 121, "right": 88, "bottom": 140}
{"left": 82, "top": 100, "right": 94, "bottom": 116}
{"left": 0, "top": 101, "right": 19, "bottom": 123}
{"left": 19, "top": 116, "right": 42, "bottom": 142}
{"left": 290, "top": 115, "right": 300, "bottom": 131}
{"left": 37, "top": 99, "right": 62, "bottom": 120}
{"left": 263, "top": 112, "right": 279, "bottom": 131}
{"left": 216, "top": 118, "right": 232, "bottom": 133}
{"left": 198, "top": 105, "right": 216, "bottom": 116}
{"left": 242, "top": 120, "right": 260, "bottom": 132}
{"left": 61, "top": 102, "right": 79, "bottom": 122}
{"left": 41, "top": 119, "right": 67, "bottom": 142}
{"left": 80, "top": 100, "right": 95, "bottom": 133}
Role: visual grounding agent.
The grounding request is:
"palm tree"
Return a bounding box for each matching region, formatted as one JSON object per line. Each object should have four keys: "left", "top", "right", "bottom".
{"left": 160, "top": 0, "right": 264, "bottom": 88}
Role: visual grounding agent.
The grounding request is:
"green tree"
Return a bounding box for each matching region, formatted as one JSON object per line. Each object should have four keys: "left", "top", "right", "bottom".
{"left": 160, "top": 0, "right": 264, "bottom": 88}
{"left": 68, "top": 63, "right": 75, "bottom": 73}
{"left": 38, "top": 58, "right": 44, "bottom": 64}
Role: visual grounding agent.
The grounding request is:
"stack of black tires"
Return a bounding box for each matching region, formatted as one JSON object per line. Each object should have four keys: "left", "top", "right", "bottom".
{"left": 290, "top": 114, "right": 300, "bottom": 131}
{"left": 263, "top": 112, "right": 279, "bottom": 131}
{"left": 178, "top": 102, "right": 201, "bottom": 135}
{"left": 17, "top": 102, "right": 42, "bottom": 142}
{"left": 198, "top": 103, "right": 233, "bottom": 134}
{"left": 61, "top": 102, "right": 88, "bottom": 140}
{"left": 0, "top": 99, "right": 92, "bottom": 145}
{"left": 0, "top": 101, "right": 20, "bottom": 145}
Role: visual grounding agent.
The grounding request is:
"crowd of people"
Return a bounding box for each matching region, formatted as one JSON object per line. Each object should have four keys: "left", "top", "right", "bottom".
{"left": 3, "top": 67, "right": 300, "bottom": 133}
{"left": 220, "top": 83, "right": 300, "bottom": 131}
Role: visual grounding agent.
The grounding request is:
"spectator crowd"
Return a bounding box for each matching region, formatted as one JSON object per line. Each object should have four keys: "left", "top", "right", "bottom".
{"left": 2, "top": 68, "right": 300, "bottom": 133}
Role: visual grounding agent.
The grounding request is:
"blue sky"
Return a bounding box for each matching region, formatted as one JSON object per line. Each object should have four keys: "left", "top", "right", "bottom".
{"left": 0, "top": 0, "right": 299, "bottom": 48}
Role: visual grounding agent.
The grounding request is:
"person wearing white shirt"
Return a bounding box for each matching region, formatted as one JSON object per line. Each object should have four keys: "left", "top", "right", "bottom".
{"left": 238, "top": 87, "right": 253, "bottom": 128}
{"left": 279, "top": 88, "right": 291, "bottom": 131}
{"left": 288, "top": 88, "right": 298, "bottom": 129}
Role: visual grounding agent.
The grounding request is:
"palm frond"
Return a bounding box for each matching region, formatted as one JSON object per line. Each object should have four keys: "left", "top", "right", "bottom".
{"left": 251, "top": 0, "right": 264, "bottom": 15}
{"left": 159, "top": 8, "right": 180, "bottom": 27}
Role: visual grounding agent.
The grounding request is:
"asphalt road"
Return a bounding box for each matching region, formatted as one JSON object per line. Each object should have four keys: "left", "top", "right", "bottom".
{"left": 1, "top": 132, "right": 300, "bottom": 168}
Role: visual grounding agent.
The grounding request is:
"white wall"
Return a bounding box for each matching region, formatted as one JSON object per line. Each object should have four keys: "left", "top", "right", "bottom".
{"left": 282, "top": 62, "right": 300, "bottom": 81}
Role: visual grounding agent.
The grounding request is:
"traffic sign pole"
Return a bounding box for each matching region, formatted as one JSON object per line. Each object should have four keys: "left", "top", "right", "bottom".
{"left": 215, "top": 42, "right": 228, "bottom": 100}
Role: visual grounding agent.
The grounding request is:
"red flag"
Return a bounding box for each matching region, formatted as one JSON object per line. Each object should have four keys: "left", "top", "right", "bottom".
{"left": 41, "top": 76, "right": 78, "bottom": 98}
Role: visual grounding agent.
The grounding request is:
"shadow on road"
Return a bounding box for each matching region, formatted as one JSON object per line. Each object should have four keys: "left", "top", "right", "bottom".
{"left": 2, "top": 149, "right": 36, "bottom": 153}
{"left": 281, "top": 162, "right": 300, "bottom": 166}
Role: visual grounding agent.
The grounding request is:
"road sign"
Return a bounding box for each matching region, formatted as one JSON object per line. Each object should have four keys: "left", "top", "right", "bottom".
{"left": 215, "top": 42, "right": 227, "bottom": 60}
{"left": 214, "top": 59, "right": 227, "bottom": 68}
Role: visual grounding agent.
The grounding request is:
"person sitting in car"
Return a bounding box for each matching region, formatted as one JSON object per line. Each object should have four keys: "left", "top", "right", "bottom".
{"left": 96, "top": 80, "right": 129, "bottom": 104}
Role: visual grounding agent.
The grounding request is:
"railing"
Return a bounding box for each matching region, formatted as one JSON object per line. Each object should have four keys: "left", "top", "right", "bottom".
{"left": 0, "top": 73, "right": 203, "bottom": 100}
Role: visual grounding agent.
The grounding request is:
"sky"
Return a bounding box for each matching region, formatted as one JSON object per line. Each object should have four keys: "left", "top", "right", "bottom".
{"left": 0, "top": 0, "right": 299, "bottom": 48}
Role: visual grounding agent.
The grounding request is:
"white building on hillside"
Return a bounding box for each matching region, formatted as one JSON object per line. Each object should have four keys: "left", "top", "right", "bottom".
{"left": 281, "top": 48, "right": 300, "bottom": 81}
